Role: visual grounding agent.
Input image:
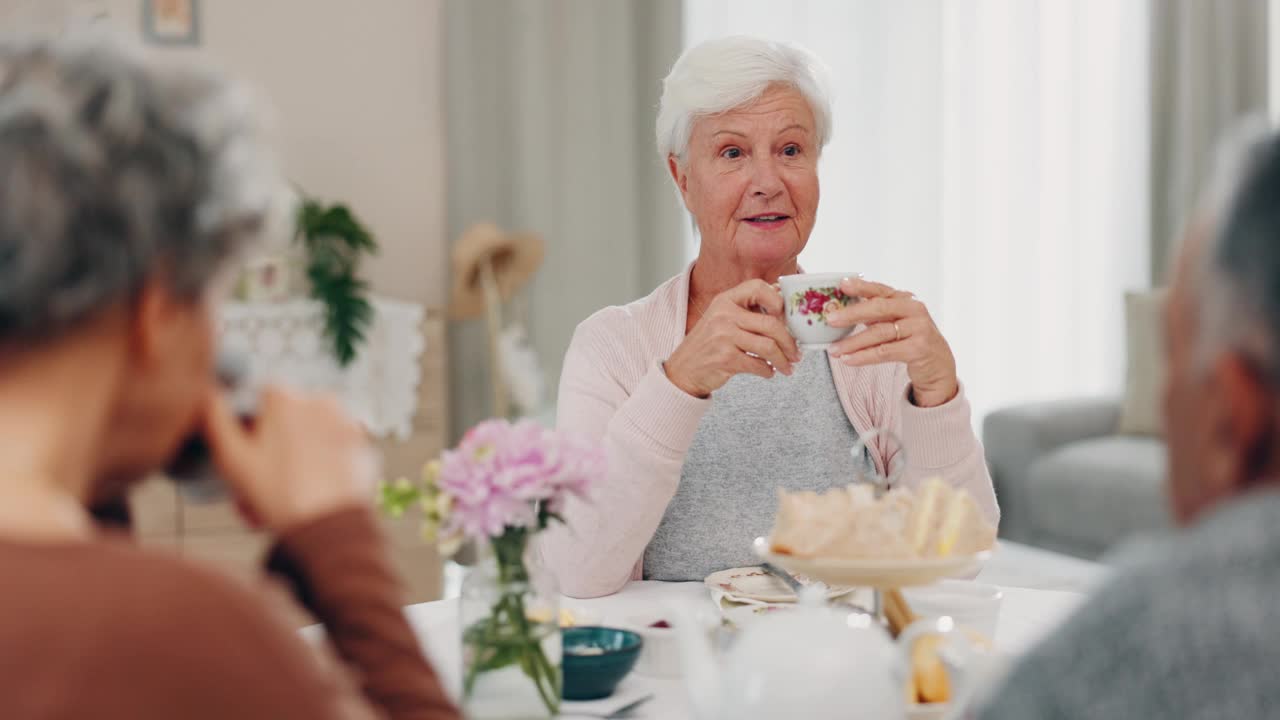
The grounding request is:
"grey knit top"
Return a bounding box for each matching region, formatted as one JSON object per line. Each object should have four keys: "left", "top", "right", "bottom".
{"left": 643, "top": 350, "right": 866, "bottom": 581}
{"left": 977, "top": 489, "right": 1280, "bottom": 719}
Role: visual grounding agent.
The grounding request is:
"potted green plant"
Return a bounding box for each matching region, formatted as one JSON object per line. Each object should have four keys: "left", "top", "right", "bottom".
{"left": 294, "top": 196, "right": 378, "bottom": 367}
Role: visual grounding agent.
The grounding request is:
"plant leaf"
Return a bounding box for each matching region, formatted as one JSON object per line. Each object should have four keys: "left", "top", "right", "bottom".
{"left": 295, "top": 194, "right": 379, "bottom": 367}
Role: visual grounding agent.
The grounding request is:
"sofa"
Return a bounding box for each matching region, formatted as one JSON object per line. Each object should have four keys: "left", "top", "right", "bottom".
{"left": 983, "top": 397, "right": 1172, "bottom": 560}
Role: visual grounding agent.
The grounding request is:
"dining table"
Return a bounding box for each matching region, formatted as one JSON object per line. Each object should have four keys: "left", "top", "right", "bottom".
{"left": 381, "top": 541, "right": 1108, "bottom": 719}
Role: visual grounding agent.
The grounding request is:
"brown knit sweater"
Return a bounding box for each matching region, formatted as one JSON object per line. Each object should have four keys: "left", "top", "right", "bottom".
{"left": 0, "top": 507, "right": 458, "bottom": 720}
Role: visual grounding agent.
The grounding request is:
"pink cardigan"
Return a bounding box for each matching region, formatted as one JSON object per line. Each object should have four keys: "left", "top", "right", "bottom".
{"left": 539, "top": 266, "right": 999, "bottom": 598}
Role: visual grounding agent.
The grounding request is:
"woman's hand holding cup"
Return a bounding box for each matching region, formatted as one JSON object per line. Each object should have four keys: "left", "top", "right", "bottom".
{"left": 665, "top": 279, "right": 802, "bottom": 399}
{"left": 202, "top": 385, "right": 379, "bottom": 532}
{"left": 826, "top": 277, "right": 959, "bottom": 408}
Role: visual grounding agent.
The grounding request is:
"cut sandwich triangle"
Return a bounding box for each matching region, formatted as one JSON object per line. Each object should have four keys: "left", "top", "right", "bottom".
{"left": 908, "top": 477, "right": 948, "bottom": 555}
{"left": 936, "top": 491, "right": 981, "bottom": 557}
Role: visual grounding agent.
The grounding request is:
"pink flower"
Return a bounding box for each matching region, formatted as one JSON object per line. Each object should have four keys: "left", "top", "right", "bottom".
{"left": 437, "top": 419, "right": 606, "bottom": 541}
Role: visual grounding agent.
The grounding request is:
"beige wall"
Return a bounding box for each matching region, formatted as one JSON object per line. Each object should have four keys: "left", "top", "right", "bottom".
{"left": 122, "top": 0, "right": 448, "bottom": 306}
{"left": 2, "top": 0, "right": 448, "bottom": 305}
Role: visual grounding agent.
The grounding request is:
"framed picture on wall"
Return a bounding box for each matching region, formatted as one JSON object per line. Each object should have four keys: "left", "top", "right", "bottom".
{"left": 142, "top": 0, "right": 200, "bottom": 46}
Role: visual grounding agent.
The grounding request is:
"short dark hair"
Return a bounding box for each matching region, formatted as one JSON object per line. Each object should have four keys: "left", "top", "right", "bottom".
{"left": 1217, "top": 133, "right": 1280, "bottom": 363}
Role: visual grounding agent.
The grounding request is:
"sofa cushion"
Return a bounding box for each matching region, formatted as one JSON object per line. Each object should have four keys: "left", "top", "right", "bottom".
{"left": 984, "top": 398, "right": 1121, "bottom": 544}
{"left": 1026, "top": 435, "right": 1171, "bottom": 552}
{"left": 1118, "top": 289, "right": 1168, "bottom": 436}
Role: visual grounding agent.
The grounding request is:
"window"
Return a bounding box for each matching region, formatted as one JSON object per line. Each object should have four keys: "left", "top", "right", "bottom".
{"left": 684, "top": 0, "right": 1151, "bottom": 424}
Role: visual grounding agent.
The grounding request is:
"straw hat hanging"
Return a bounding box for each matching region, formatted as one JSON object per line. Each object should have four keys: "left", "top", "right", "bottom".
{"left": 448, "top": 222, "right": 545, "bottom": 418}
{"left": 450, "top": 223, "right": 544, "bottom": 320}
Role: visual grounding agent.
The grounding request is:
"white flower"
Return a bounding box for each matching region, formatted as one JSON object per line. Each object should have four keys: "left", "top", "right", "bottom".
{"left": 435, "top": 491, "right": 454, "bottom": 519}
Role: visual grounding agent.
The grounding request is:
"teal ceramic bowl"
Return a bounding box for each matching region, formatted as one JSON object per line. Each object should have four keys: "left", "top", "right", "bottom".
{"left": 561, "top": 626, "right": 643, "bottom": 700}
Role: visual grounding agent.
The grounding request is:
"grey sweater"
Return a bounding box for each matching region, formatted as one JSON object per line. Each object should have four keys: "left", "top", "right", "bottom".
{"left": 643, "top": 350, "right": 867, "bottom": 581}
{"left": 977, "top": 489, "right": 1280, "bottom": 719}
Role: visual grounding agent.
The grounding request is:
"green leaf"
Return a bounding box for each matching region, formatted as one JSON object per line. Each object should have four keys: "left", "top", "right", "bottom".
{"left": 376, "top": 477, "right": 424, "bottom": 517}
{"left": 537, "top": 505, "right": 566, "bottom": 529}
{"left": 294, "top": 192, "right": 379, "bottom": 367}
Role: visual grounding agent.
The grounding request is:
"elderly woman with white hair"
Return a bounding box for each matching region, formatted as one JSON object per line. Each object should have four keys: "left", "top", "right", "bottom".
{"left": 541, "top": 36, "right": 998, "bottom": 598}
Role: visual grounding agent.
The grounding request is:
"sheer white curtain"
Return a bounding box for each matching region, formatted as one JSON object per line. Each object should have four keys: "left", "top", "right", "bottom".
{"left": 444, "top": 0, "right": 684, "bottom": 437}
{"left": 685, "top": 0, "right": 1151, "bottom": 425}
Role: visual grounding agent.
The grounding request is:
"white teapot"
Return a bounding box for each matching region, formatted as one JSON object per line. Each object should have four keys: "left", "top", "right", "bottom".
{"left": 671, "top": 589, "right": 1008, "bottom": 720}
{"left": 671, "top": 587, "right": 906, "bottom": 720}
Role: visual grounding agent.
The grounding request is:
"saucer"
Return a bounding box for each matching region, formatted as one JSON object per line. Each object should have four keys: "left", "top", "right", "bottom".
{"left": 705, "top": 566, "right": 855, "bottom": 604}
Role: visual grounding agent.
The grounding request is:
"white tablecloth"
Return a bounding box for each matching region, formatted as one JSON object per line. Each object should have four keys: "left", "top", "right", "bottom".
{"left": 396, "top": 580, "right": 1087, "bottom": 719}
{"left": 218, "top": 296, "right": 425, "bottom": 439}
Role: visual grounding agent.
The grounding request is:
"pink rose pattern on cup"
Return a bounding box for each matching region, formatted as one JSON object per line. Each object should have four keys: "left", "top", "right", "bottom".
{"left": 790, "top": 287, "right": 851, "bottom": 326}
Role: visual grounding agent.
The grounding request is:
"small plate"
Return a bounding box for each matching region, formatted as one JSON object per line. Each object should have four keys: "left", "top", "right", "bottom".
{"left": 753, "top": 537, "right": 993, "bottom": 589}
{"left": 704, "top": 566, "right": 854, "bottom": 604}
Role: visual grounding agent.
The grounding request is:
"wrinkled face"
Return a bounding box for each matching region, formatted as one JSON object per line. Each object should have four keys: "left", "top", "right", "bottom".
{"left": 1163, "top": 224, "right": 1276, "bottom": 525}
{"left": 91, "top": 274, "right": 227, "bottom": 501}
{"left": 669, "top": 84, "right": 820, "bottom": 271}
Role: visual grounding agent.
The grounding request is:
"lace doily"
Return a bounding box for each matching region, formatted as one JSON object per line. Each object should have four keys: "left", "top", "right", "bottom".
{"left": 218, "top": 297, "right": 426, "bottom": 439}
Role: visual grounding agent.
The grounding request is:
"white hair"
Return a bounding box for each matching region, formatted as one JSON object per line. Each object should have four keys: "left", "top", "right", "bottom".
{"left": 655, "top": 36, "right": 833, "bottom": 162}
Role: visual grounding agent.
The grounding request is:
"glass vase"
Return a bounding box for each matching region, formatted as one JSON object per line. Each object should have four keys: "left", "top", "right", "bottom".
{"left": 459, "top": 528, "right": 562, "bottom": 719}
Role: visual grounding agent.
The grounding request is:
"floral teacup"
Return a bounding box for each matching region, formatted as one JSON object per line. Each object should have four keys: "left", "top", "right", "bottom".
{"left": 778, "top": 272, "right": 859, "bottom": 349}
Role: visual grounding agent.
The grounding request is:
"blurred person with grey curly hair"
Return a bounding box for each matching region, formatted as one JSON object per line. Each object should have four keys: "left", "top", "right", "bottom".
{"left": 0, "top": 33, "right": 457, "bottom": 720}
